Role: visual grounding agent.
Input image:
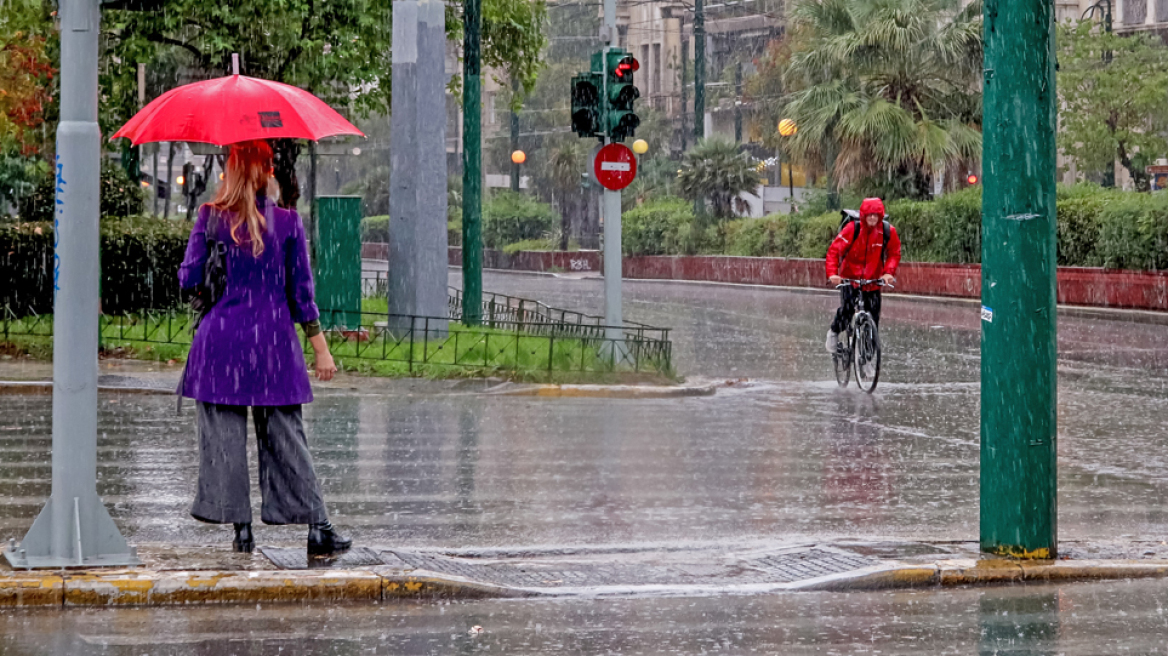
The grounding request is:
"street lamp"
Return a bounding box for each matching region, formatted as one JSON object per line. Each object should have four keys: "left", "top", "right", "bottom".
{"left": 777, "top": 118, "right": 797, "bottom": 207}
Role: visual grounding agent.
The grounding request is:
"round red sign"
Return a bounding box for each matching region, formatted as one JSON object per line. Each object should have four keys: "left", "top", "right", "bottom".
{"left": 593, "top": 143, "right": 638, "bottom": 191}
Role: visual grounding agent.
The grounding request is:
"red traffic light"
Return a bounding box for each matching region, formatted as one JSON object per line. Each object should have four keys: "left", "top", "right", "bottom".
{"left": 967, "top": 173, "right": 979, "bottom": 185}
{"left": 616, "top": 57, "right": 639, "bottom": 78}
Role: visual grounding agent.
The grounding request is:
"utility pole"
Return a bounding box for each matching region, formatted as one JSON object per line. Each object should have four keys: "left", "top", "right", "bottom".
{"left": 679, "top": 35, "right": 689, "bottom": 153}
{"left": 4, "top": 0, "right": 138, "bottom": 570}
{"left": 693, "top": 0, "right": 705, "bottom": 143}
{"left": 510, "top": 76, "right": 521, "bottom": 193}
{"left": 733, "top": 61, "right": 743, "bottom": 143}
{"left": 461, "top": 0, "right": 483, "bottom": 325}
{"left": 980, "top": 0, "right": 1058, "bottom": 559}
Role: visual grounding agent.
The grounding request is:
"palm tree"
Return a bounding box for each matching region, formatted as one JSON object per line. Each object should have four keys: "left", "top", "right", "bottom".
{"left": 677, "top": 138, "right": 760, "bottom": 220}
{"left": 546, "top": 139, "right": 587, "bottom": 250}
{"left": 782, "top": 0, "right": 983, "bottom": 201}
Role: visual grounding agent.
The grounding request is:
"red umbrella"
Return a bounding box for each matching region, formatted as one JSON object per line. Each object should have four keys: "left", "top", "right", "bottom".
{"left": 111, "top": 74, "right": 365, "bottom": 146}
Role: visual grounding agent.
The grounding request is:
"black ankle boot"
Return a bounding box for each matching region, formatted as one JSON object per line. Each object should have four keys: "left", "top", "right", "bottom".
{"left": 232, "top": 522, "right": 254, "bottom": 553}
{"left": 307, "top": 520, "right": 352, "bottom": 557}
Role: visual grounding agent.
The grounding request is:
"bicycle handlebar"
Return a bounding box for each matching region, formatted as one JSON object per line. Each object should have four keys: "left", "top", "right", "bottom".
{"left": 834, "top": 278, "right": 894, "bottom": 289}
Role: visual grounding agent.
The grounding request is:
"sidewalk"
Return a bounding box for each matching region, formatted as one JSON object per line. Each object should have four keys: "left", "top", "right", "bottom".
{"left": 0, "top": 358, "right": 717, "bottom": 399}
{"left": 4, "top": 540, "right": 1168, "bottom": 607}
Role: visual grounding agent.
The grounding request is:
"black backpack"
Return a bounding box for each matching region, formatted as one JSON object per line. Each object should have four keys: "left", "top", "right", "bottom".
{"left": 838, "top": 209, "right": 891, "bottom": 265}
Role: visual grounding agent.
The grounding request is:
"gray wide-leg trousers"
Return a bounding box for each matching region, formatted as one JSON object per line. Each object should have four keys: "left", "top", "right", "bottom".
{"left": 191, "top": 402, "right": 328, "bottom": 525}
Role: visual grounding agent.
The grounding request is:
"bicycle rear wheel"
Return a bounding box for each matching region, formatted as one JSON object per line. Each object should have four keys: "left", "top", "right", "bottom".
{"left": 853, "top": 313, "right": 881, "bottom": 393}
{"left": 833, "top": 330, "right": 852, "bottom": 387}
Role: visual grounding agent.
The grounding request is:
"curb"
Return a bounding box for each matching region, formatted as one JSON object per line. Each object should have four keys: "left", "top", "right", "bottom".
{"left": 806, "top": 559, "right": 1168, "bottom": 591}
{"left": 0, "top": 381, "right": 174, "bottom": 396}
{"left": 7, "top": 557, "right": 1168, "bottom": 607}
{"left": 487, "top": 383, "right": 717, "bottom": 399}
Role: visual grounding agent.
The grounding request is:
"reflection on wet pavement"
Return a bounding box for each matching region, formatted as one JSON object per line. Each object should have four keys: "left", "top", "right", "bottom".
{"left": 1, "top": 274, "right": 1167, "bottom": 550}
{"left": 2, "top": 579, "right": 1167, "bottom": 654}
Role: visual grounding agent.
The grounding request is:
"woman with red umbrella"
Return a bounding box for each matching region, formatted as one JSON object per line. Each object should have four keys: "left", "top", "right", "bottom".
{"left": 177, "top": 140, "right": 351, "bottom": 557}
{"left": 116, "top": 61, "right": 364, "bottom": 556}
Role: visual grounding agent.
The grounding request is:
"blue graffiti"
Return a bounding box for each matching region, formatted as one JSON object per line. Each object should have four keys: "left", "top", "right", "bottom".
{"left": 53, "top": 156, "right": 64, "bottom": 293}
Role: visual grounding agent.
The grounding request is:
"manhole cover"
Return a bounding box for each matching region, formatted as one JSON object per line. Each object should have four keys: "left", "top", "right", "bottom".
{"left": 261, "top": 546, "right": 387, "bottom": 570}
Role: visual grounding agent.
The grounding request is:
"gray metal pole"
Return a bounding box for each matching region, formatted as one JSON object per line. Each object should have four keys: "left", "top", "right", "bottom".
{"left": 4, "top": 0, "right": 138, "bottom": 570}
{"left": 600, "top": 0, "right": 625, "bottom": 348}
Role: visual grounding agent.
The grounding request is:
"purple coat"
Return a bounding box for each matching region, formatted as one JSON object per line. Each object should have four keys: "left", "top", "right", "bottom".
{"left": 178, "top": 196, "right": 318, "bottom": 407}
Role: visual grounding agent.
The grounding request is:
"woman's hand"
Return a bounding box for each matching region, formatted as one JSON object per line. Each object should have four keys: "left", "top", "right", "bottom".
{"left": 829, "top": 275, "right": 843, "bottom": 286}
{"left": 308, "top": 334, "right": 337, "bottom": 381}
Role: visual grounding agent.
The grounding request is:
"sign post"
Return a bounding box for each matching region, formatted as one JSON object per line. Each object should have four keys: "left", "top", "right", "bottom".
{"left": 594, "top": 143, "right": 636, "bottom": 342}
{"left": 4, "top": 0, "right": 138, "bottom": 569}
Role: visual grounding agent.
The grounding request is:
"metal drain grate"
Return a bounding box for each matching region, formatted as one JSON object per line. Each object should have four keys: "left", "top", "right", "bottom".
{"left": 261, "top": 546, "right": 388, "bottom": 570}
{"left": 746, "top": 548, "right": 877, "bottom": 582}
{"left": 386, "top": 547, "right": 878, "bottom": 590}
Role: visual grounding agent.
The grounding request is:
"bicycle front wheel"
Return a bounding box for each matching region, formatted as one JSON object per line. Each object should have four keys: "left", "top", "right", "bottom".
{"left": 853, "top": 313, "right": 881, "bottom": 393}
{"left": 833, "top": 331, "right": 852, "bottom": 387}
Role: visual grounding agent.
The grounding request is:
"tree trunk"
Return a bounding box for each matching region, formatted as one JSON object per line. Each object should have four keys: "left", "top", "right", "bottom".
{"left": 1117, "top": 141, "right": 1150, "bottom": 192}
{"left": 272, "top": 138, "right": 302, "bottom": 209}
{"left": 559, "top": 193, "right": 571, "bottom": 251}
{"left": 164, "top": 142, "right": 176, "bottom": 219}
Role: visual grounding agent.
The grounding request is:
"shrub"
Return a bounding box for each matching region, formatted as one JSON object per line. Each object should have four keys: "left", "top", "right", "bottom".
{"left": 884, "top": 198, "right": 938, "bottom": 262}
{"left": 100, "top": 161, "right": 147, "bottom": 218}
{"left": 0, "top": 216, "right": 192, "bottom": 316}
{"left": 797, "top": 212, "right": 844, "bottom": 259}
{"left": 1097, "top": 191, "right": 1168, "bottom": 270}
{"left": 502, "top": 238, "right": 557, "bottom": 254}
{"left": 1056, "top": 190, "right": 1107, "bottom": 267}
{"left": 361, "top": 215, "right": 389, "bottom": 242}
{"left": 15, "top": 161, "right": 146, "bottom": 222}
{"left": 622, "top": 198, "right": 702, "bottom": 256}
{"left": 927, "top": 187, "right": 982, "bottom": 264}
{"left": 482, "top": 191, "right": 557, "bottom": 249}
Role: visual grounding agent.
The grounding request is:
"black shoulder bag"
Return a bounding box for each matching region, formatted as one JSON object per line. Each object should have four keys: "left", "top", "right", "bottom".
{"left": 176, "top": 210, "right": 228, "bottom": 413}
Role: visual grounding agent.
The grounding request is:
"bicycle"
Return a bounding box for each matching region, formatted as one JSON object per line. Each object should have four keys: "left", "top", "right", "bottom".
{"left": 832, "top": 279, "right": 890, "bottom": 393}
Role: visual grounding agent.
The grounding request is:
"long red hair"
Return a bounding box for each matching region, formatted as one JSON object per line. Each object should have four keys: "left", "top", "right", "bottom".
{"left": 207, "top": 140, "right": 272, "bottom": 256}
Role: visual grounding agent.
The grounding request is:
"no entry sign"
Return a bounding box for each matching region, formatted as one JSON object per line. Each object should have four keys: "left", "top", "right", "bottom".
{"left": 593, "top": 143, "right": 637, "bottom": 191}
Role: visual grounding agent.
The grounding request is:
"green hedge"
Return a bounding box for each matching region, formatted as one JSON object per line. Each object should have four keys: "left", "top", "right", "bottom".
{"left": 622, "top": 198, "right": 704, "bottom": 256}
{"left": 1, "top": 216, "right": 191, "bottom": 316}
{"left": 361, "top": 214, "right": 464, "bottom": 247}
{"left": 482, "top": 191, "right": 557, "bottom": 249}
{"left": 651, "top": 185, "right": 1168, "bottom": 269}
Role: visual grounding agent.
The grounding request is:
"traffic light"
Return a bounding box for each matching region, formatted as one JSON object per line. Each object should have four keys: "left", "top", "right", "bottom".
{"left": 604, "top": 50, "right": 640, "bottom": 141}
{"left": 571, "top": 73, "right": 601, "bottom": 138}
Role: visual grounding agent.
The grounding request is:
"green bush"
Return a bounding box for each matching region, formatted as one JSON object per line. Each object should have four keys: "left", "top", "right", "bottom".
{"left": 482, "top": 191, "right": 557, "bottom": 249}
{"left": 723, "top": 214, "right": 800, "bottom": 257}
{"left": 1096, "top": 191, "right": 1168, "bottom": 270}
{"left": 361, "top": 215, "right": 389, "bottom": 242}
{"left": 622, "top": 198, "right": 703, "bottom": 256}
{"left": 925, "top": 187, "right": 982, "bottom": 264}
{"left": 100, "top": 161, "right": 147, "bottom": 218}
{"left": 798, "top": 212, "right": 844, "bottom": 259}
{"left": 502, "top": 238, "right": 557, "bottom": 254}
{"left": 15, "top": 161, "right": 146, "bottom": 222}
{"left": 1, "top": 216, "right": 192, "bottom": 316}
{"left": 1056, "top": 189, "right": 1107, "bottom": 267}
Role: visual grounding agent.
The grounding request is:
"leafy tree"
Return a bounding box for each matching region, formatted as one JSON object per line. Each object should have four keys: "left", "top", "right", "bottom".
{"left": 778, "top": 0, "right": 983, "bottom": 202}
{"left": 545, "top": 138, "right": 588, "bottom": 250}
{"left": 677, "top": 138, "right": 760, "bottom": 220}
{"left": 101, "top": 0, "right": 547, "bottom": 205}
{"left": 0, "top": 0, "right": 56, "bottom": 214}
{"left": 1058, "top": 20, "right": 1168, "bottom": 192}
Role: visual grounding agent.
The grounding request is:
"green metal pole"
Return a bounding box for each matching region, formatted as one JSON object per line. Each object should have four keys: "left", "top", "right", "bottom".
{"left": 510, "top": 76, "right": 520, "bottom": 193}
{"left": 462, "top": 0, "right": 483, "bottom": 326}
{"left": 980, "top": 0, "right": 1058, "bottom": 559}
{"left": 692, "top": 0, "right": 705, "bottom": 218}
{"left": 693, "top": 0, "right": 705, "bottom": 143}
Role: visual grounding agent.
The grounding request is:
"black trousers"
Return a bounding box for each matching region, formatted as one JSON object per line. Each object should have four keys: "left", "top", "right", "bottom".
{"left": 191, "top": 402, "right": 328, "bottom": 525}
{"left": 831, "top": 287, "right": 882, "bottom": 334}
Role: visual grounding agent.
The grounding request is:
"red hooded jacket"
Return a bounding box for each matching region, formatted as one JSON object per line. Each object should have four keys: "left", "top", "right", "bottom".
{"left": 825, "top": 198, "right": 903, "bottom": 291}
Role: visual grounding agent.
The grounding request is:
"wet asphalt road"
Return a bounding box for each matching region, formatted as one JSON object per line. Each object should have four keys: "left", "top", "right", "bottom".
{"left": 2, "top": 272, "right": 1168, "bottom": 550}
{"left": 3, "top": 579, "right": 1168, "bottom": 654}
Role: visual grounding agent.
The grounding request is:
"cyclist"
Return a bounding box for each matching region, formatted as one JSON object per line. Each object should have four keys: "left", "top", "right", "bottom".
{"left": 825, "top": 197, "right": 902, "bottom": 354}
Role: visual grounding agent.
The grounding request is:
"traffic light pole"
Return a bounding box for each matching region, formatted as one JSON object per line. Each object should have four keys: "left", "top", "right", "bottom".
{"left": 980, "top": 0, "right": 1058, "bottom": 559}
{"left": 4, "top": 0, "right": 138, "bottom": 570}
{"left": 601, "top": 0, "right": 623, "bottom": 343}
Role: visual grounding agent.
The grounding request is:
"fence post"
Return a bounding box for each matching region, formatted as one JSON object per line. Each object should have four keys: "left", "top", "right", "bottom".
{"left": 548, "top": 333, "right": 555, "bottom": 374}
